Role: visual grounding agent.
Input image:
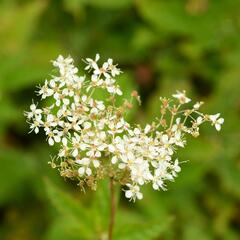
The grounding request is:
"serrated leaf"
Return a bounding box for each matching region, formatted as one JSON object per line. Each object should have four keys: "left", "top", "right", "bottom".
{"left": 45, "top": 179, "right": 94, "bottom": 238}
{"left": 46, "top": 216, "right": 87, "bottom": 240}
{"left": 115, "top": 219, "right": 170, "bottom": 240}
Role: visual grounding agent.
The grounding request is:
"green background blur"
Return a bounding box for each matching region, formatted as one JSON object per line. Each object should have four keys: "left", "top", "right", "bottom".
{"left": 0, "top": 0, "right": 240, "bottom": 239}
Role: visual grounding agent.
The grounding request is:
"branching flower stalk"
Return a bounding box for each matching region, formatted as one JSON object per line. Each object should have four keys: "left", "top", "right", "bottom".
{"left": 25, "top": 54, "right": 224, "bottom": 238}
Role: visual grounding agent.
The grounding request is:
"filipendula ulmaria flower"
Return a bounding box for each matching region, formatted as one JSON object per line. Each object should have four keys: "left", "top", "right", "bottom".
{"left": 25, "top": 54, "right": 224, "bottom": 202}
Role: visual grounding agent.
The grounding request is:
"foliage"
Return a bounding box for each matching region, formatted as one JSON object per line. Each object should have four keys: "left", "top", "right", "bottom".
{"left": 0, "top": 0, "right": 239, "bottom": 239}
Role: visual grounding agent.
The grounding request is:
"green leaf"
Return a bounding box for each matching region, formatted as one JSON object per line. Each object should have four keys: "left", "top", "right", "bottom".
{"left": 0, "top": 54, "right": 49, "bottom": 91}
{"left": 137, "top": 0, "right": 239, "bottom": 49}
{"left": 87, "top": 0, "right": 132, "bottom": 9}
{"left": 182, "top": 221, "right": 213, "bottom": 240}
{"left": 115, "top": 218, "right": 170, "bottom": 240}
{"left": 0, "top": 1, "right": 47, "bottom": 53}
{"left": 46, "top": 216, "right": 87, "bottom": 240}
{"left": 45, "top": 179, "right": 94, "bottom": 238}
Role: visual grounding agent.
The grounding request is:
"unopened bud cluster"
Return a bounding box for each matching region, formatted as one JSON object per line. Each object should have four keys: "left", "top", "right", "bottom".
{"left": 25, "top": 54, "right": 224, "bottom": 201}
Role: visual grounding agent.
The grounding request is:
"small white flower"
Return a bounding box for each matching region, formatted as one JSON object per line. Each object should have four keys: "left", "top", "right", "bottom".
{"left": 130, "top": 161, "right": 152, "bottom": 185}
{"left": 26, "top": 103, "right": 42, "bottom": 119}
{"left": 144, "top": 124, "right": 151, "bottom": 134}
{"left": 84, "top": 53, "right": 100, "bottom": 71}
{"left": 209, "top": 113, "right": 224, "bottom": 131}
{"left": 133, "top": 128, "right": 141, "bottom": 135}
{"left": 172, "top": 90, "right": 191, "bottom": 104}
{"left": 196, "top": 116, "right": 203, "bottom": 125}
{"left": 106, "top": 58, "right": 121, "bottom": 77}
{"left": 94, "top": 62, "right": 110, "bottom": 78}
{"left": 125, "top": 184, "right": 143, "bottom": 201}
{"left": 38, "top": 80, "right": 54, "bottom": 99}
{"left": 52, "top": 55, "right": 77, "bottom": 76}
{"left": 108, "top": 144, "right": 115, "bottom": 153}
{"left": 193, "top": 101, "right": 203, "bottom": 110}
{"left": 76, "top": 158, "right": 92, "bottom": 176}
{"left": 111, "top": 156, "right": 118, "bottom": 164}
{"left": 93, "top": 159, "right": 100, "bottom": 168}
{"left": 173, "top": 131, "right": 185, "bottom": 147}
{"left": 152, "top": 174, "right": 165, "bottom": 191}
{"left": 160, "top": 134, "right": 174, "bottom": 155}
{"left": 29, "top": 116, "right": 43, "bottom": 134}
{"left": 72, "top": 133, "right": 81, "bottom": 157}
{"left": 171, "top": 159, "right": 181, "bottom": 177}
{"left": 46, "top": 129, "right": 62, "bottom": 146}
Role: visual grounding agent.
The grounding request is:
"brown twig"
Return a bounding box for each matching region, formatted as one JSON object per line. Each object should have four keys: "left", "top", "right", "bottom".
{"left": 108, "top": 177, "right": 115, "bottom": 240}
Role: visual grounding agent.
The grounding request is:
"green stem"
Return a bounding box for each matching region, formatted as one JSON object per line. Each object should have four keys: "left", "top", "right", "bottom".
{"left": 108, "top": 177, "right": 116, "bottom": 240}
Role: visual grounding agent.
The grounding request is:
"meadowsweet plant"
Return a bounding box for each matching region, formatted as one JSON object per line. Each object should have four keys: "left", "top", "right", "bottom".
{"left": 25, "top": 54, "right": 224, "bottom": 202}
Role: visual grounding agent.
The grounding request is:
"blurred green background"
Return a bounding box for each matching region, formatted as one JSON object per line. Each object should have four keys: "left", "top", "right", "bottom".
{"left": 0, "top": 0, "right": 240, "bottom": 239}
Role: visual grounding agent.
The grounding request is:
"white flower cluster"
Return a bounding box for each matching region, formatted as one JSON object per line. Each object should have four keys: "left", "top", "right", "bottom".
{"left": 25, "top": 54, "right": 224, "bottom": 201}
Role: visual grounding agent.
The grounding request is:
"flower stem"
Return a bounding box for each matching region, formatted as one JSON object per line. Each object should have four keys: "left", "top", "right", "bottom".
{"left": 108, "top": 177, "right": 116, "bottom": 240}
